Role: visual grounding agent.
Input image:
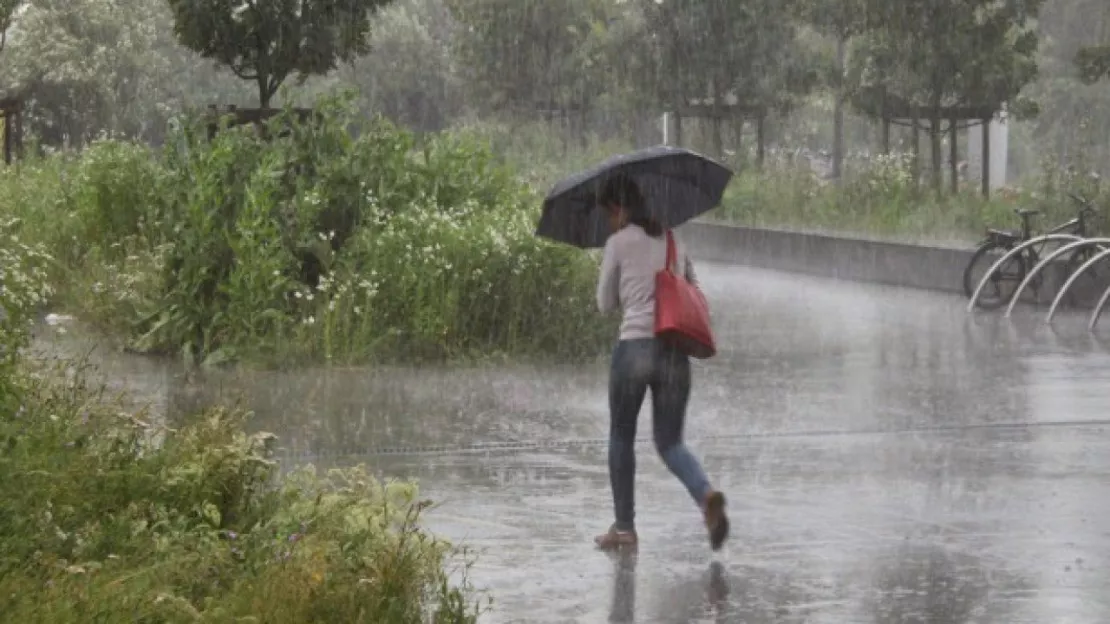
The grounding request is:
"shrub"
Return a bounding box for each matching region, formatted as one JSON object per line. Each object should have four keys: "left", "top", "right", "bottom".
{"left": 0, "top": 362, "right": 482, "bottom": 623}
{"left": 0, "top": 217, "right": 54, "bottom": 412}
{"left": 0, "top": 93, "right": 614, "bottom": 367}
{"left": 0, "top": 169, "right": 482, "bottom": 623}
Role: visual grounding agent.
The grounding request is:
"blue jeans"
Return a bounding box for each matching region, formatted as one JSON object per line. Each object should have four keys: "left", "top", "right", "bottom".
{"left": 608, "top": 338, "right": 712, "bottom": 531}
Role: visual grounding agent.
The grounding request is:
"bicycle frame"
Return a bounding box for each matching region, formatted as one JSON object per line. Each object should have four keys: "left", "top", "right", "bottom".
{"left": 969, "top": 194, "right": 1101, "bottom": 313}
{"left": 1047, "top": 246, "right": 1110, "bottom": 323}
{"left": 966, "top": 234, "right": 1084, "bottom": 312}
{"left": 1047, "top": 216, "right": 1083, "bottom": 237}
{"left": 1010, "top": 215, "right": 1088, "bottom": 270}
{"left": 1006, "top": 238, "right": 1110, "bottom": 317}
{"left": 1091, "top": 284, "right": 1110, "bottom": 330}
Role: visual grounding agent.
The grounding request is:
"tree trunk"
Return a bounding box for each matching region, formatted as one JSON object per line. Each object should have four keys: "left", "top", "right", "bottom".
{"left": 832, "top": 36, "right": 846, "bottom": 181}
{"left": 710, "top": 77, "right": 723, "bottom": 158}
{"left": 930, "top": 116, "right": 943, "bottom": 195}
{"left": 981, "top": 118, "right": 991, "bottom": 198}
{"left": 882, "top": 117, "right": 891, "bottom": 155}
{"left": 734, "top": 117, "right": 744, "bottom": 163}
{"left": 3, "top": 112, "right": 11, "bottom": 165}
{"left": 674, "top": 112, "right": 683, "bottom": 147}
{"left": 258, "top": 75, "right": 271, "bottom": 109}
{"left": 949, "top": 116, "right": 958, "bottom": 194}
{"left": 578, "top": 107, "right": 589, "bottom": 151}
{"left": 559, "top": 108, "right": 569, "bottom": 157}
{"left": 712, "top": 114, "right": 723, "bottom": 158}
{"left": 911, "top": 114, "right": 921, "bottom": 188}
{"left": 756, "top": 116, "right": 766, "bottom": 169}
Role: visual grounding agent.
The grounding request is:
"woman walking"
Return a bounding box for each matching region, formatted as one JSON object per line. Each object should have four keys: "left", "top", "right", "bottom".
{"left": 593, "top": 175, "right": 729, "bottom": 552}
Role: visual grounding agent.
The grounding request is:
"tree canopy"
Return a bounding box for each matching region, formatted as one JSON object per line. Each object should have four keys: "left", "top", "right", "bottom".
{"left": 849, "top": 0, "right": 1042, "bottom": 119}
{"left": 445, "top": 0, "right": 614, "bottom": 116}
{"left": 165, "top": 0, "right": 395, "bottom": 108}
{"left": 3, "top": 0, "right": 1110, "bottom": 179}
{"left": 1076, "top": 45, "right": 1110, "bottom": 84}
{"left": 0, "top": 0, "right": 21, "bottom": 54}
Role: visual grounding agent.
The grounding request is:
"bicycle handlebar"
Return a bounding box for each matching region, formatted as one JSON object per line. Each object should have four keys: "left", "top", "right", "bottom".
{"left": 1067, "top": 192, "right": 1093, "bottom": 210}
{"left": 1064, "top": 192, "right": 1101, "bottom": 220}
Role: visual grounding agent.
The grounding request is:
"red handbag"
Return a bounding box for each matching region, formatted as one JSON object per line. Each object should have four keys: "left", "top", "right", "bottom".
{"left": 654, "top": 230, "right": 717, "bottom": 359}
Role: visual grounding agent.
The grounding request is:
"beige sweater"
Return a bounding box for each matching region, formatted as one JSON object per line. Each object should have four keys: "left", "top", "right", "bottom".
{"left": 596, "top": 225, "right": 699, "bottom": 340}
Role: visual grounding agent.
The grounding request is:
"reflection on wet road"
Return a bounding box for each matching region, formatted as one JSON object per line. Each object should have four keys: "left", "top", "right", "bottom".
{"left": 37, "top": 263, "right": 1110, "bottom": 622}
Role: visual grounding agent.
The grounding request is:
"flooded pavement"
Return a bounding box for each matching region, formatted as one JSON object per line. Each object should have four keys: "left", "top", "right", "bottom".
{"left": 32, "top": 263, "right": 1110, "bottom": 623}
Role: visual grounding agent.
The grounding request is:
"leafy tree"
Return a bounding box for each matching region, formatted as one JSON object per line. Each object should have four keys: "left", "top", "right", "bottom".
{"left": 848, "top": 0, "right": 1044, "bottom": 191}
{"left": 445, "top": 0, "right": 613, "bottom": 118}
{"left": 637, "top": 0, "right": 817, "bottom": 156}
{"left": 797, "top": 0, "right": 870, "bottom": 178}
{"left": 0, "top": 0, "right": 256, "bottom": 147}
{"left": 2, "top": 0, "right": 170, "bottom": 146}
{"left": 1024, "top": 0, "right": 1110, "bottom": 175}
{"left": 1076, "top": 45, "right": 1110, "bottom": 83}
{"left": 165, "top": 0, "right": 395, "bottom": 108}
{"left": 340, "top": 0, "right": 461, "bottom": 132}
{"left": 0, "top": 0, "right": 21, "bottom": 54}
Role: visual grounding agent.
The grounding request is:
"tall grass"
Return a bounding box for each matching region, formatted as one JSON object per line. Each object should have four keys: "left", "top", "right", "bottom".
{"left": 714, "top": 153, "right": 1109, "bottom": 245}
{"left": 0, "top": 234, "right": 483, "bottom": 623}
{"left": 446, "top": 121, "right": 1110, "bottom": 246}
{"left": 0, "top": 94, "right": 613, "bottom": 368}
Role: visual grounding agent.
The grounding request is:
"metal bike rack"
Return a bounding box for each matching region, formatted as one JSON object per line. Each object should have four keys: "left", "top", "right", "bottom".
{"left": 1046, "top": 246, "right": 1110, "bottom": 324}
{"left": 966, "top": 234, "right": 1083, "bottom": 313}
{"left": 1090, "top": 285, "right": 1110, "bottom": 331}
{"left": 1004, "top": 237, "right": 1110, "bottom": 317}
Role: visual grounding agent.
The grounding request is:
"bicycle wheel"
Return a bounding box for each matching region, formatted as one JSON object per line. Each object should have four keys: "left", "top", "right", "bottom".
{"left": 963, "top": 242, "right": 1027, "bottom": 310}
{"left": 1061, "top": 246, "right": 1110, "bottom": 309}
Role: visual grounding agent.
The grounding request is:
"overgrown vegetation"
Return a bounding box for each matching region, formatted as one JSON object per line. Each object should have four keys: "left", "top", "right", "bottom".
{"left": 713, "top": 152, "right": 1109, "bottom": 244}
{"left": 0, "top": 230, "right": 483, "bottom": 623}
{"left": 0, "top": 94, "right": 611, "bottom": 368}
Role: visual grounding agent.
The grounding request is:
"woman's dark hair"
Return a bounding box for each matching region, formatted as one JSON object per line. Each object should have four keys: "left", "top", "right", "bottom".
{"left": 599, "top": 175, "right": 663, "bottom": 237}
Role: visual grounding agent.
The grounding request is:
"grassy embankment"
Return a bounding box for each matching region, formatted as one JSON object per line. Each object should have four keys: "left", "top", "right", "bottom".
{"left": 0, "top": 95, "right": 613, "bottom": 370}
{"left": 1, "top": 216, "right": 484, "bottom": 622}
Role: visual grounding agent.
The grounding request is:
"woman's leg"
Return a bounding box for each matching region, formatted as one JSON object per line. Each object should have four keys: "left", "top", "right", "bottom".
{"left": 650, "top": 342, "right": 730, "bottom": 550}
{"left": 649, "top": 346, "right": 710, "bottom": 503}
{"left": 597, "top": 339, "right": 652, "bottom": 549}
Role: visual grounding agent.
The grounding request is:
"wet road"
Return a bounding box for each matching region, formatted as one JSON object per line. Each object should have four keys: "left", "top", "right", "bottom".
{"left": 35, "top": 264, "right": 1110, "bottom": 623}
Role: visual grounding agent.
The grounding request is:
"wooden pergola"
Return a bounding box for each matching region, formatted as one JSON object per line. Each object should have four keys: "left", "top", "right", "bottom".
{"left": 0, "top": 96, "right": 24, "bottom": 165}
{"left": 205, "top": 104, "right": 317, "bottom": 141}
{"left": 673, "top": 97, "right": 770, "bottom": 166}
{"left": 852, "top": 87, "right": 1001, "bottom": 197}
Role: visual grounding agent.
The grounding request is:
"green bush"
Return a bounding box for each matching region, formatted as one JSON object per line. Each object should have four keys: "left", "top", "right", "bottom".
{"left": 0, "top": 369, "right": 481, "bottom": 622}
{"left": 0, "top": 165, "right": 482, "bottom": 623}
{"left": 0, "top": 217, "right": 54, "bottom": 412}
{"left": 0, "top": 93, "right": 612, "bottom": 367}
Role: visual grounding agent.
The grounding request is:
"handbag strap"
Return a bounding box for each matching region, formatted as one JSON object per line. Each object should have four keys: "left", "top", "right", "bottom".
{"left": 664, "top": 230, "right": 677, "bottom": 273}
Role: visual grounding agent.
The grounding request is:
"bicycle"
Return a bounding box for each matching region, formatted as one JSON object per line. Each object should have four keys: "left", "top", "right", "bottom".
{"left": 962, "top": 193, "right": 1103, "bottom": 310}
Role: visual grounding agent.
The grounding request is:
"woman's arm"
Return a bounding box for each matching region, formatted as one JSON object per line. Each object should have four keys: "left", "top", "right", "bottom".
{"left": 685, "top": 254, "right": 700, "bottom": 288}
{"left": 596, "top": 238, "right": 621, "bottom": 314}
{"left": 676, "top": 233, "right": 699, "bottom": 287}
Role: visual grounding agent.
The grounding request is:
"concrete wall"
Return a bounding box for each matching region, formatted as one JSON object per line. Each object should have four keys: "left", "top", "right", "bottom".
{"left": 678, "top": 220, "right": 1110, "bottom": 307}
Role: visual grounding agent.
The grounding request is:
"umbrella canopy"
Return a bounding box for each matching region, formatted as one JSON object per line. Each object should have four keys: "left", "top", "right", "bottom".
{"left": 535, "top": 145, "right": 734, "bottom": 248}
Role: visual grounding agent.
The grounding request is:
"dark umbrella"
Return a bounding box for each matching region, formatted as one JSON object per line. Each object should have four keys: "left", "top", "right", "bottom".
{"left": 535, "top": 145, "right": 734, "bottom": 249}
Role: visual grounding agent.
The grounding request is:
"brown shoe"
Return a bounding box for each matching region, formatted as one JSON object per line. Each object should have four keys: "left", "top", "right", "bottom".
{"left": 704, "top": 490, "right": 730, "bottom": 551}
{"left": 595, "top": 525, "right": 638, "bottom": 551}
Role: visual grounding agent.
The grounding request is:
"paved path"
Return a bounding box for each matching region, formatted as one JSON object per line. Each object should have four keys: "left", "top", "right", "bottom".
{"left": 365, "top": 265, "right": 1110, "bottom": 623}
{"left": 36, "top": 263, "right": 1110, "bottom": 623}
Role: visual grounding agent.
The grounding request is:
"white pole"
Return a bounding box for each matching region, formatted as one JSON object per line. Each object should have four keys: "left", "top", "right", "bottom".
{"left": 992, "top": 105, "right": 1009, "bottom": 189}
{"left": 662, "top": 112, "right": 669, "bottom": 146}
{"left": 967, "top": 104, "right": 1010, "bottom": 191}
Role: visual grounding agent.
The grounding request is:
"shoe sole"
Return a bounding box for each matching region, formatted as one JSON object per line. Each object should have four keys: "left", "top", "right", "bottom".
{"left": 705, "top": 491, "right": 729, "bottom": 551}
{"left": 595, "top": 533, "right": 638, "bottom": 551}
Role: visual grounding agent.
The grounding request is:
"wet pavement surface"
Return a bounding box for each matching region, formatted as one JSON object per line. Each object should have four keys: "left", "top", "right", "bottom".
{"left": 34, "top": 264, "right": 1110, "bottom": 623}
